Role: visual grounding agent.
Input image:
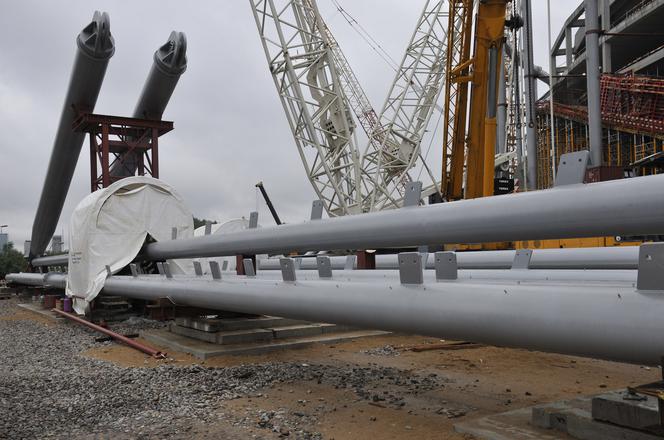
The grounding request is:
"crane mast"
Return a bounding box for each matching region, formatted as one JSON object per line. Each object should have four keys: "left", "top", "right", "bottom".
{"left": 441, "top": 0, "right": 474, "bottom": 201}
{"left": 249, "top": 0, "right": 362, "bottom": 216}
{"left": 441, "top": 0, "right": 509, "bottom": 200}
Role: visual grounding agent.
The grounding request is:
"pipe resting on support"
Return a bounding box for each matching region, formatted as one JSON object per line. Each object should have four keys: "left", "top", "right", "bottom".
{"left": 7, "top": 271, "right": 664, "bottom": 366}
{"left": 144, "top": 174, "right": 664, "bottom": 260}
{"left": 257, "top": 247, "right": 641, "bottom": 271}
{"left": 31, "top": 246, "right": 642, "bottom": 270}
{"left": 96, "top": 275, "right": 664, "bottom": 366}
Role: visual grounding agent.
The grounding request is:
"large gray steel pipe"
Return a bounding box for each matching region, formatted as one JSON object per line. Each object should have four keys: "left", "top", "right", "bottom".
{"left": 145, "top": 174, "right": 664, "bottom": 260}
{"left": 7, "top": 271, "right": 659, "bottom": 364}
{"left": 30, "top": 12, "right": 115, "bottom": 259}
{"left": 7, "top": 268, "right": 638, "bottom": 287}
{"left": 258, "top": 246, "right": 641, "bottom": 271}
{"left": 111, "top": 31, "right": 187, "bottom": 177}
{"left": 6, "top": 272, "right": 66, "bottom": 289}
{"left": 31, "top": 246, "right": 641, "bottom": 269}
{"left": 57, "top": 274, "right": 664, "bottom": 365}
{"left": 30, "top": 254, "right": 69, "bottom": 268}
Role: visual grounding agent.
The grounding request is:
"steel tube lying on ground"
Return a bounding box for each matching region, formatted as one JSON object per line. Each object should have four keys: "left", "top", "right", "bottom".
{"left": 6, "top": 272, "right": 66, "bottom": 289}
{"left": 31, "top": 246, "right": 641, "bottom": 269}
{"left": 30, "top": 11, "right": 115, "bottom": 259}
{"left": 111, "top": 31, "right": 187, "bottom": 177}
{"left": 145, "top": 175, "right": 664, "bottom": 260}
{"left": 30, "top": 254, "right": 70, "bottom": 268}
{"left": 61, "top": 275, "right": 664, "bottom": 365}
{"left": 206, "top": 269, "right": 639, "bottom": 284}
{"left": 258, "top": 247, "right": 641, "bottom": 271}
{"left": 8, "top": 270, "right": 659, "bottom": 364}
{"left": 7, "top": 268, "right": 638, "bottom": 286}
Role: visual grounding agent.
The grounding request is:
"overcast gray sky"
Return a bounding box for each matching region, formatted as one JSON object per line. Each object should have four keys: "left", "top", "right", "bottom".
{"left": 0, "top": 0, "right": 578, "bottom": 249}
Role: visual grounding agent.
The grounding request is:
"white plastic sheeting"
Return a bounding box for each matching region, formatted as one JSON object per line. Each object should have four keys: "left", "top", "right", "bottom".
{"left": 66, "top": 177, "right": 194, "bottom": 313}
{"left": 193, "top": 218, "right": 267, "bottom": 273}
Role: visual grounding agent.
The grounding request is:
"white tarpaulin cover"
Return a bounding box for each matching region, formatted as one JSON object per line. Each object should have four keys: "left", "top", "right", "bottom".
{"left": 66, "top": 177, "right": 194, "bottom": 314}
{"left": 194, "top": 219, "right": 248, "bottom": 273}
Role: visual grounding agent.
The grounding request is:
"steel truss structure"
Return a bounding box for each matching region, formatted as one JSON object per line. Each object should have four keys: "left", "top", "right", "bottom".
{"left": 250, "top": 0, "right": 363, "bottom": 216}
{"left": 360, "top": 0, "right": 448, "bottom": 211}
{"left": 251, "top": 0, "right": 447, "bottom": 214}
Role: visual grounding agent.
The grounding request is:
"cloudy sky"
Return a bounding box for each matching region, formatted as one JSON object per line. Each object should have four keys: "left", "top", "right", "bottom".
{"left": 0, "top": 0, "right": 578, "bottom": 249}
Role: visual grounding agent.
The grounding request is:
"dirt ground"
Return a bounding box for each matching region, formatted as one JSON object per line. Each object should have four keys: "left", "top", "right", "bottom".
{"left": 83, "top": 332, "right": 660, "bottom": 440}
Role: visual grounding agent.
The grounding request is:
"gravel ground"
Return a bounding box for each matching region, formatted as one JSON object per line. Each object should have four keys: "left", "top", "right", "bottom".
{"left": 0, "top": 299, "right": 450, "bottom": 439}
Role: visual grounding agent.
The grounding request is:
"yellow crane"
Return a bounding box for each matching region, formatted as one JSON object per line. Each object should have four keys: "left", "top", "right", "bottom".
{"left": 440, "top": 0, "right": 636, "bottom": 250}
{"left": 441, "top": 0, "right": 508, "bottom": 202}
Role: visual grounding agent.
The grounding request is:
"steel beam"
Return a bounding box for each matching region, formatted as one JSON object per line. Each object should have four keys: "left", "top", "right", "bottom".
{"left": 111, "top": 31, "right": 187, "bottom": 177}
{"left": 144, "top": 175, "right": 664, "bottom": 260}
{"left": 29, "top": 11, "right": 115, "bottom": 259}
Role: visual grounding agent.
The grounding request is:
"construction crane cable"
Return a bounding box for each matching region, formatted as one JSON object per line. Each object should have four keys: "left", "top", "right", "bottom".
{"left": 417, "top": 106, "right": 444, "bottom": 182}
{"left": 329, "top": 0, "right": 400, "bottom": 72}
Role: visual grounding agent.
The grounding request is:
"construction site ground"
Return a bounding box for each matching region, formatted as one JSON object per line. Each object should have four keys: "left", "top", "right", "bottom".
{"left": 0, "top": 296, "right": 659, "bottom": 440}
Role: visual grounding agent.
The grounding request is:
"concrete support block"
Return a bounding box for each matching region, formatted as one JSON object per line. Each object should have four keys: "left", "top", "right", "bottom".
{"left": 216, "top": 328, "right": 274, "bottom": 345}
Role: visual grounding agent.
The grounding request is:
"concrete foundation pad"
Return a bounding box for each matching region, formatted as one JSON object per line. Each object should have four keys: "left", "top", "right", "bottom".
{"left": 215, "top": 328, "right": 274, "bottom": 344}
{"left": 592, "top": 390, "right": 661, "bottom": 432}
{"left": 16, "top": 303, "right": 64, "bottom": 322}
{"left": 175, "top": 316, "right": 310, "bottom": 332}
{"left": 455, "top": 394, "right": 662, "bottom": 440}
{"left": 454, "top": 408, "right": 566, "bottom": 440}
{"left": 141, "top": 328, "right": 390, "bottom": 360}
{"left": 270, "top": 324, "right": 324, "bottom": 339}
{"left": 169, "top": 322, "right": 219, "bottom": 343}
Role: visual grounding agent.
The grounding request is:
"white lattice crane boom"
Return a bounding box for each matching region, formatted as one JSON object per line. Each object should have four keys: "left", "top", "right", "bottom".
{"left": 250, "top": 0, "right": 448, "bottom": 215}
{"left": 360, "top": 0, "right": 448, "bottom": 211}
{"left": 249, "top": 0, "right": 363, "bottom": 216}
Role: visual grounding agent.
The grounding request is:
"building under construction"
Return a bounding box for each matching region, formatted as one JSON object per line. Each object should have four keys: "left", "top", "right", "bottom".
{"left": 536, "top": 0, "right": 664, "bottom": 188}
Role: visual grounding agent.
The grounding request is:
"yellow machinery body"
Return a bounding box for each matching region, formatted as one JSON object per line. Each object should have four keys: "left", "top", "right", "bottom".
{"left": 439, "top": 1, "right": 640, "bottom": 251}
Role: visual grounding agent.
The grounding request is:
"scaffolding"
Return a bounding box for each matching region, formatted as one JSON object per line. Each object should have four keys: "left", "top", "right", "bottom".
{"left": 536, "top": 74, "right": 664, "bottom": 188}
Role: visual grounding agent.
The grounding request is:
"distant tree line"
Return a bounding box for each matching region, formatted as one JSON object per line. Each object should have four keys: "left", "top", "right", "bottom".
{"left": 0, "top": 243, "right": 27, "bottom": 279}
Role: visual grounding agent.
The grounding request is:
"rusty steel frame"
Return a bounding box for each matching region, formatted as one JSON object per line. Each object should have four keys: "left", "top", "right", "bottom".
{"left": 74, "top": 112, "right": 172, "bottom": 191}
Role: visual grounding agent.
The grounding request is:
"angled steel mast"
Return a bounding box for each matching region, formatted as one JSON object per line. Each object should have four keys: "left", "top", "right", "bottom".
{"left": 361, "top": 0, "right": 448, "bottom": 211}
{"left": 249, "top": 0, "right": 363, "bottom": 216}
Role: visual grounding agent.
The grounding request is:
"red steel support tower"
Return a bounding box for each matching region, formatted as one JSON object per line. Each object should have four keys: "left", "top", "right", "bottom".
{"left": 73, "top": 112, "right": 173, "bottom": 192}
